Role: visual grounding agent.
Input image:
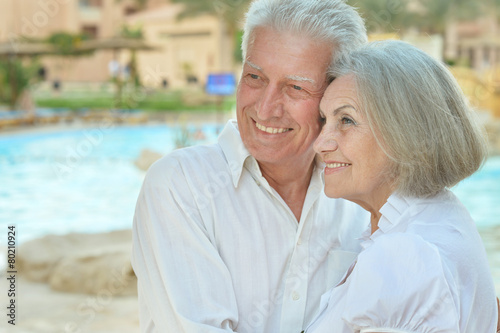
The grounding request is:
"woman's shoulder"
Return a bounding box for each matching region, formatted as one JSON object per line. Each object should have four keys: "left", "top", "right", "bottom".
{"left": 358, "top": 232, "right": 444, "bottom": 277}
{"left": 340, "top": 232, "right": 460, "bottom": 332}
{"left": 389, "top": 190, "right": 470, "bottom": 227}
{"left": 384, "top": 191, "right": 479, "bottom": 255}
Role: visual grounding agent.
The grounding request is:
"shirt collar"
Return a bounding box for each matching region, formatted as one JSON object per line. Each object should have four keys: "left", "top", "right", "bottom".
{"left": 218, "top": 119, "right": 254, "bottom": 188}
{"left": 359, "top": 192, "right": 415, "bottom": 250}
{"left": 218, "top": 119, "right": 325, "bottom": 191}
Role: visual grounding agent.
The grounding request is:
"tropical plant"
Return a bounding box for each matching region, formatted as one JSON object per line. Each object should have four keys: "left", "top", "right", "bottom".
{"left": 414, "top": 0, "right": 483, "bottom": 35}
{"left": 120, "top": 24, "right": 144, "bottom": 40}
{"left": 46, "top": 32, "right": 92, "bottom": 55}
{"left": 120, "top": 24, "right": 144, "bottom": 88}
{"left": 348, "top": 0, "right": 486, "bottom": 35}
{"left": 0, "top": 58, "right": 40, "bottom": 109}
{"left": 45, "top": 32, "right": 95, "bottom": 95}
{"left": 347, "top": 0, "right": 416, "bottom": 34}
{"left": 171, "top": 0, "right": 251, "bottom": 63}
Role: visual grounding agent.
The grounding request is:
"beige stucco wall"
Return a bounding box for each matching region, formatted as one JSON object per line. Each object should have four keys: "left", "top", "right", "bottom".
{"left": 125, "top": 4, "right": 235, "bottom": 89}
{"left": 0, "top": 0, "right": 139, "bottom": 83}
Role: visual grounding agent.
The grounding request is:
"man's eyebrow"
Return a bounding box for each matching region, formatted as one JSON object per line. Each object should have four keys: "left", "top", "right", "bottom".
{"left": 286, "top": 75, "right": 315, "bottom": 85}
{"left": 245, "top": 60, "right": 262, "bottom": 71}
{"left": 245, "top": 61, "right": 315, "bottom": 84}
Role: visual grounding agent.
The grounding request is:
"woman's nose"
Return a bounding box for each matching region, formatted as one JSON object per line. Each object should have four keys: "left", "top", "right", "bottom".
{"left": 314, "top": 125, "right": 338, "bottom": 155}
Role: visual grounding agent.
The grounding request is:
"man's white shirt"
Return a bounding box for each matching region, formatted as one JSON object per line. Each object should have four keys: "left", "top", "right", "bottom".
{"left": 131, "top": 120, "right": 369, "bottom": 332}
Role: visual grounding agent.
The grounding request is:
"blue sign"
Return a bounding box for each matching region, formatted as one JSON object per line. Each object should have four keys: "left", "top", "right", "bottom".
{"left": 206, "top": 73, "right": 236, "bottom": 96}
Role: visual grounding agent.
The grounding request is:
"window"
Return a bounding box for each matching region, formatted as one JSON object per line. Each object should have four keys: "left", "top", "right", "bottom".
{"left": 79, "top": 0, "right": 103, "bottom": 8}
{"left": 82, "top": 25, "right": 99, "bottom": 39}
{"left": 124, "top": 7, "right": 139, "bottom": 16}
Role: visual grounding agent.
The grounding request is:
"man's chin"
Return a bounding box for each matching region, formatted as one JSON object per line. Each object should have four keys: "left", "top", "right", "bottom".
{"left": 246, "top": 144, "right": 285, "bottom": 164}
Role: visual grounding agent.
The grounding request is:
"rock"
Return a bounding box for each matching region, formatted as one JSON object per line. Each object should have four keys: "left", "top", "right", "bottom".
{"left": 134, "top": 148, "right": 163, "bottom": 171}
{"left": 49, "top": 247, "right": 137, "bottom": 296}
{"left": 17, "top": 230, "right": 136, "bottom": 295}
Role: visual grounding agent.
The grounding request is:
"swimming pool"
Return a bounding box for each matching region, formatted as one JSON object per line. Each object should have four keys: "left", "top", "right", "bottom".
{"left": 0, "top": 124, "right": 499, "bottom": 243}
{"left": 0, "top": 124, "right": 219, "bottom": 243}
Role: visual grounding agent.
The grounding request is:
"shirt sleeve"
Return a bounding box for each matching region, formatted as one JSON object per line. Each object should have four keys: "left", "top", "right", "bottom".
{"left": 341, "top": 233, "right": 460, "bottom": 333}
{"left": 131, "top": 156, "right": 239, "bottom": 332}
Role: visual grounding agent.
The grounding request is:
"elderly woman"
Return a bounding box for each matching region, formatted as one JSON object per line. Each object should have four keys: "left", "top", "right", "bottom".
{"left": 307, "top": 40, "right": 497, "bottom": 332}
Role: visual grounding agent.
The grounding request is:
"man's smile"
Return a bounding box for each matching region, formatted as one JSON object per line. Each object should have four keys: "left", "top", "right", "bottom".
{"left": 255, "top": 121, "right": 292, "bottom": 134}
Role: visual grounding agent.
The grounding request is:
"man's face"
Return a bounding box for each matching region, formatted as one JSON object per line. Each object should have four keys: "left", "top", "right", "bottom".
{"left": 236, "top": 27, "right": 332, "bottom": 166}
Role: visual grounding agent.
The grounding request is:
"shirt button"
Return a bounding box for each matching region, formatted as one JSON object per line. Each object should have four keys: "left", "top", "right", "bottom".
{"left": 292, "top": 291, "right": 300, "bottom": 301}
{"left": 297, "top": 238, "right": 302, "bottom": 245}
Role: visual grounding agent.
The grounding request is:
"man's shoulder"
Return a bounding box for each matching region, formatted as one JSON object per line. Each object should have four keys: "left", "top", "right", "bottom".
{"left": 145, "top": 143, "right": 229, "bottom": 183}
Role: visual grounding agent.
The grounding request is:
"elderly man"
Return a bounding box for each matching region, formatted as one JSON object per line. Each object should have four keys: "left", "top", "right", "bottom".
{"left": 133, "top": 0, "right": 373, "bottom": 332}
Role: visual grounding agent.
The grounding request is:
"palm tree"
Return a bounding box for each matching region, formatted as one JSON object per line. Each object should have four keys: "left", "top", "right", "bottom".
{"left": 347, "top": 0, "right": 417, "bottom": 34}
{"left": 348, "top": 0, "right": 484, "bottom": 36}
{"left": 415, "top": 0, "right": 483, "bottom": 35}
{"left": 171, "top": 0, "right": 251, "bottom": 64}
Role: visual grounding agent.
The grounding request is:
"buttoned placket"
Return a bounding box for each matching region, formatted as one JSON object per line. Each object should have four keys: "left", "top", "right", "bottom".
{"left": 279, "top": 174, "right": 322, "bottom": 333}
{"left": 245, "top": 154, "right": 324, "bottom": 333}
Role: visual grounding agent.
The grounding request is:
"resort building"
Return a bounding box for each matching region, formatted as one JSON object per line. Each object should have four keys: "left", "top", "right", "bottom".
{"left": 123, "top": 4, "right": 236, "bottom": 89}
{"left": 0, "top": 0, "right": 141, "bottom": 82}
{"left": 445, "top": 15, "right": 500, "bottom": 71}
{"left": 0, "top": 0, "right": 234, "bottom": 88}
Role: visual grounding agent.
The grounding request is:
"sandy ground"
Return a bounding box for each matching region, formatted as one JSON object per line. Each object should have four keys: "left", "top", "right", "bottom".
{"left": 1, "top": 276, "right": 139, "bottom": 333}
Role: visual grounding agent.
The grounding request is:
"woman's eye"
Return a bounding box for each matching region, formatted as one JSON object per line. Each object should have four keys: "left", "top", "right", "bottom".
{"left": 319, "top": 116, "right": 326, "bottom": 124}
{"left": 340, "top": 117, "right": 355, "bottom": 125}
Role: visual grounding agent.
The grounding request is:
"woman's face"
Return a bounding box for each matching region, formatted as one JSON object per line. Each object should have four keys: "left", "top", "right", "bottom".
{"left": 313, "top": 75, "right": 393, "bottom": 210}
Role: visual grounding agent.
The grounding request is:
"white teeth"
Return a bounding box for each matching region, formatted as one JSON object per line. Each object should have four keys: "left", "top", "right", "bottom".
{"left": 255, "top": 122, "right": 290, "bottom": 134}
{"left": 326, "top": 163, "right": 350, "bottom": 168}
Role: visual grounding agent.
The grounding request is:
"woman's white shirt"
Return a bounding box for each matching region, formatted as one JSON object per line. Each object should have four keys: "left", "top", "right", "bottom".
{"left": 306, "top": 190, "right": 497, "bottom": 333}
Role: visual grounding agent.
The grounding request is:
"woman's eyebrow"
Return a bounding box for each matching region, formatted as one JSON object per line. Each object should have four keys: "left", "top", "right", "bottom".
{"left": 333, "top": 104, "right": 357, "bottom": 115}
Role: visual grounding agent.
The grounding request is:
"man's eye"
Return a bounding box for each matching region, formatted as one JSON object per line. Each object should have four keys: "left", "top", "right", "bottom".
{"left": 293, "top": 85, "right": 302, "bottom": 90}
{"left": 250, "top": 74, "right": 259, "bottom": 79}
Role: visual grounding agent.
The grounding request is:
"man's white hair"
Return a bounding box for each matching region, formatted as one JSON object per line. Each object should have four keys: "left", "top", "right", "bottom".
{"left": 242, "top": 0, "right": 367, "bottom": 68}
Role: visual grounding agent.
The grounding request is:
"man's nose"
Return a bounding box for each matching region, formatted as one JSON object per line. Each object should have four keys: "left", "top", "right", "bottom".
{"left": 256, "top": 84, "right": 284, "bottom": 120}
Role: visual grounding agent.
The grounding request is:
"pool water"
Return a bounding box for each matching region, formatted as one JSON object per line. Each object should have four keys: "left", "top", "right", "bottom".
{"left": 0, "top": 124, "right": 219, "bottom": 243}
{"left": 0, "top": 124, "right": 499, "bottom": 243}
{"left": 453, "top": 157, "right": 500, "bottom": 229}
